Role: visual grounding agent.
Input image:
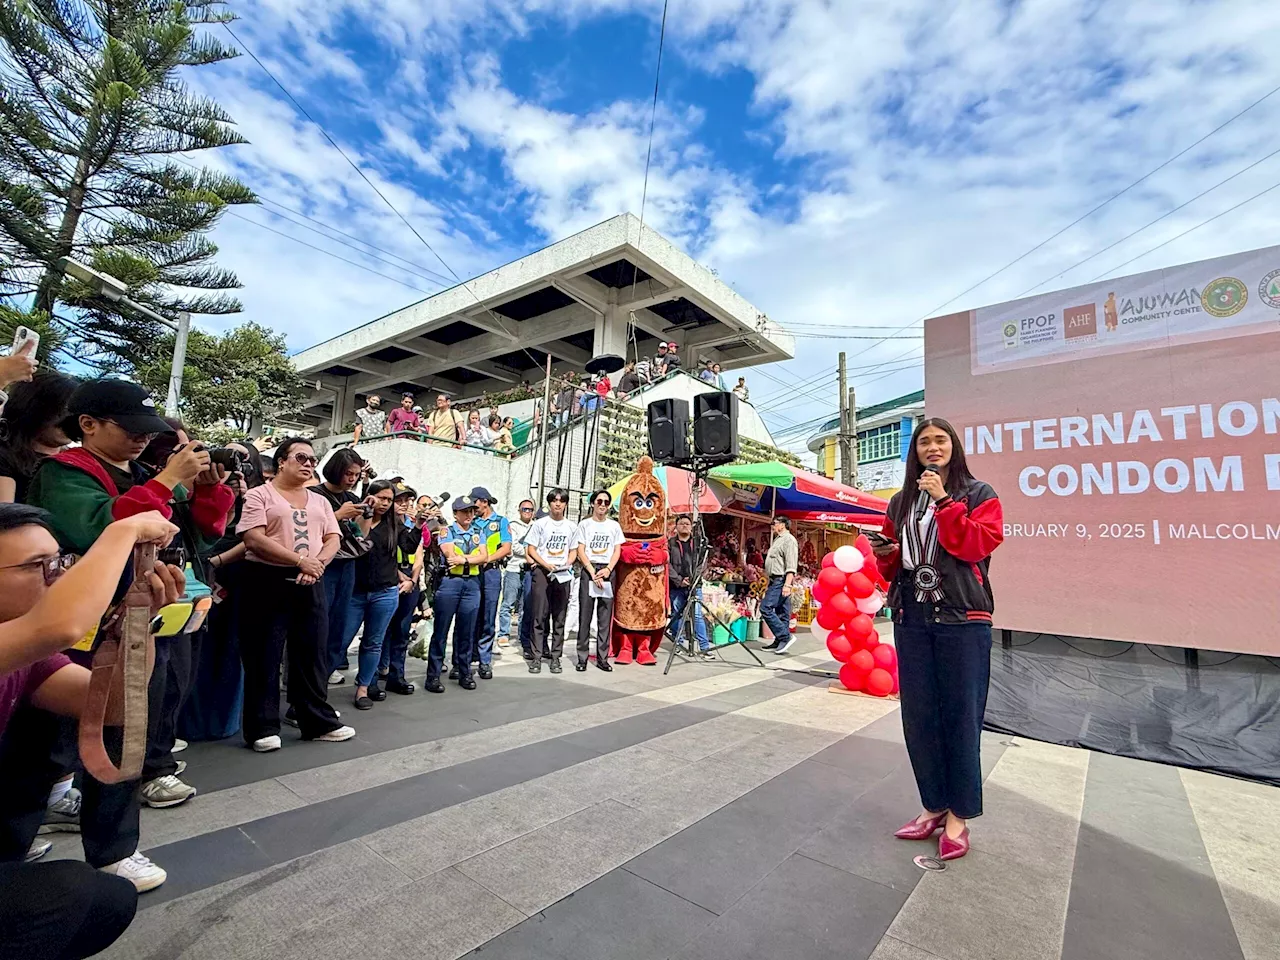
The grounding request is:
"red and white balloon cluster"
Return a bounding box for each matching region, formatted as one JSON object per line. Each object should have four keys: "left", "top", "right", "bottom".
{"left": 811, "top": 536, "right": 898, "bottom": 698}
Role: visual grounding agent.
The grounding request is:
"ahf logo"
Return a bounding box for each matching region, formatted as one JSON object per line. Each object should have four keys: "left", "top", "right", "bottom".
{"left": 1063, "top": 303, "right": 1097, "bottom": 340}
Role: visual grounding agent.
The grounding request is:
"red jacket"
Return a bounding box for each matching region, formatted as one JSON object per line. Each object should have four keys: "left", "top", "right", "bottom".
{"left": 878, "top": 478, "right": 1003, "bottom": 624}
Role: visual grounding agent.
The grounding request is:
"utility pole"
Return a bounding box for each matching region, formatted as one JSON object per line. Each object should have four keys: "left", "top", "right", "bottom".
{"left": 837, "top": 352, "right": 851, "bottom": 485}
{"left": 847, "top": 386, "right": 858, "bottom": 488}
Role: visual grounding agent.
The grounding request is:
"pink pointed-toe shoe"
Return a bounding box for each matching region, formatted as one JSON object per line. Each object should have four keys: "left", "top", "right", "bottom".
{"left": 938, "top": 826, "right": 971, "bottom": 861}
{"left": 894, "top": 812, "right": 948, "bottom": 840}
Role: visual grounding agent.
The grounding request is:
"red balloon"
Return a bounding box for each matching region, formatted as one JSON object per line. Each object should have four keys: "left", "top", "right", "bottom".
{"left": 891, "top": 674, "right": 900, "bottom": 695}
{"left": 844, "top": 572, "right": 874, "bottom": 599}
{"left": 826, "top": 631, "right": 854, "bottom": 662}
{"left": 846, "top": 613, "right": 876, "bottom": 642}
{"left": 818, "top": 567, "right": 848, "bottom": 593}
{"left": 854, "top": 534, "right": 873, "bottom": 557}
{"left": 866, "top": 668, "right": 895, "bottom": 697}
{"left": 826, "top": 591, "right": 857, "bottom": 621}
{"left": 871, "top": 644, "right": 897, "bottom": 670}
{"left": 815, "top": 603, "right": 845, "bottom": 631}
{"left": 849, "top": 649, "right": 875, "bottom": 673}
{"left": 838, "top": 662, "right": 867, "bottom": 691}
{"left": 810, "top": 580, "right": 834, "bottom": 604}
{"left": 821, "top": 552, "right": 836, "bottom": 569}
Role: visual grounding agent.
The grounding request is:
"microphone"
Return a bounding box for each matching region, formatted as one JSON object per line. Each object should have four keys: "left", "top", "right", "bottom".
{"left": 922, "top": 465, "right": 939, "bottom": 475}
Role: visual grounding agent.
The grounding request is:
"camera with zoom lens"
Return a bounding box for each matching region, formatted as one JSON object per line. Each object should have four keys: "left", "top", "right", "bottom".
{"left": 157, "top": 545, "right": 187, "bottom": 568}
{"left": 361, "top": 503, "right": 375, "bottom": 519}
{"left": 210, "top": 447, "right": 248, "bottom": 474}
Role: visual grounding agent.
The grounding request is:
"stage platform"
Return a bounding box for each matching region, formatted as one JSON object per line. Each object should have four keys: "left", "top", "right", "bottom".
{"left": 42, "top": 632, "right": 1277, "bottom": 960}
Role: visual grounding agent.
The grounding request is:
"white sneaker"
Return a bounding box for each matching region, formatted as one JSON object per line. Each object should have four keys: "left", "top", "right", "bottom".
{"left": 174, "top": 759, "right": 187, "bottom": 776}
{"left": 252, "top": 735, "right": 282, "bottom": 752}
{"left": 39, "top": 787, "right": 82, "bottom": 834}
{"left": 141, "top": 775, "right": 197, "bottom": 809}
{"left": 100, "top": 851, "right": 167, "bottom": 892}
{"left": 774, "top": 634, "right": 796, "bottom": 655}
{"left": 171, "top": 738, "right": 188, "bottom": 753}
{"left": 26, "top": 838, "right": 52, "bottom": 862}
{"left": 312, "top": 725, "right": 356, "bottom": 742}
{"left": 327, "top": 671, "right": 346, "bottom": 685}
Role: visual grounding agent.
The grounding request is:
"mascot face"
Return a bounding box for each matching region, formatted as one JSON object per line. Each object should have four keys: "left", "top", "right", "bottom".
{"left": 619, "top": 456, "right": 666, "bottom": 540}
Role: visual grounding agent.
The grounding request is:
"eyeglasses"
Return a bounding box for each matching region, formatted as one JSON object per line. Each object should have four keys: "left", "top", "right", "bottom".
{"left": 104, "top": 420, "right": 158, "bottom": 442}
{"left": 290, "top": 452, "right": 319, "bottom": 467}
{"left": 0, "top": 553, "right": 76, "bottom": 585}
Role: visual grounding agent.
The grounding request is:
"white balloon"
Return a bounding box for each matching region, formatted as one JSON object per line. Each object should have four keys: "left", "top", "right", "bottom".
{"left": 855, "top": 593, "right": 884, "bottom": 616}
{"left": 833, "top": 544, "right": 862, "bottom": 573}
{"left": 809, "top": 620, "right": 832, "bottom": 642}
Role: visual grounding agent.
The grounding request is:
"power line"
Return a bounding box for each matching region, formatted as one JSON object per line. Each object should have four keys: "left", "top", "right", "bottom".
{"left": 224, "top": 210, "right": 436, "bottom": 295}
{"left": 822, "top": 80, "right": 1280, "bottom": 364}
{"left": 638, "top": 0, "right": 670, "bottom": 232}
{"left": 222, "top": 23, "right": 547, "bottom": 373}
{"left": 1089, "top": 176, "right": 1280, "bottom": 281}
{"left": 1015, "top": 144, "right": 1280, "bottom": 297}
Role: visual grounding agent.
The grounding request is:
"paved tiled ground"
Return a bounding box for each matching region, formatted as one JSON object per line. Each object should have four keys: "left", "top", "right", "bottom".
{"left": 44, "top": 631, "right": 1280, "bottom": 960}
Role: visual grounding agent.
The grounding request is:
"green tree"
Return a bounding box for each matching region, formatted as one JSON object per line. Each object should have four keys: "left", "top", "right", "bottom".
{"left": 0, "top": 0, "right": 256, "bottom": 368}
{"left": 134, "top": 320, "right": 306, "bottom": 432}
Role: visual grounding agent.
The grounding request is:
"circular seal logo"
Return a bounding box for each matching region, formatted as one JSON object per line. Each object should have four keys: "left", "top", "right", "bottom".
{"left": 1259, "top": 269, "right": 1280, "bottom": 310}
{"left": 1002, "top": 322, "right": 1017, "bottom": 338}
{"left": 1201, "top": 277, "right": 1248, "bottom": 317}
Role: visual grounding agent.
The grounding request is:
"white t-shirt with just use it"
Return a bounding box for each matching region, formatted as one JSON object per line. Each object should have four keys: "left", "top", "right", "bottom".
{"left": 571, "top": 517, "right": 624, "bottom": 567}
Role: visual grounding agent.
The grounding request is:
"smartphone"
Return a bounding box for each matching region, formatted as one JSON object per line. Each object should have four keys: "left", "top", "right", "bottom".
{"left": 11, "top": 325, "right": 38, "bottom": 358}
{"left": 865, "top": 530, "right": 897, "bottom": 548}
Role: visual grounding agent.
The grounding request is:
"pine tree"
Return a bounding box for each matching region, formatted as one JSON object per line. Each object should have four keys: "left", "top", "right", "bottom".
{"left": 0, "top": 0, "right": 256, "bottom": 368}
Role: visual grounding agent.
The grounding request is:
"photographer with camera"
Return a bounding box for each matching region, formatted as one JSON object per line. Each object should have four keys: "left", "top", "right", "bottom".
{"left": 337, "top": 480, "right": 402, "bottom": 711}
{"left": 0, "top": 506, "right": 184, "bottom": 959}
{"left": 311, "top": 448, "right": 370, "bottom": 681}
{"left": 26, "top": 380, "right": 234, "bottom": 892}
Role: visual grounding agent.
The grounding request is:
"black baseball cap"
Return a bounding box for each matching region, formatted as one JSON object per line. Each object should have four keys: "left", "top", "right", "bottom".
{"left": 67, "top": 379, "right": 171, "bottom": 435}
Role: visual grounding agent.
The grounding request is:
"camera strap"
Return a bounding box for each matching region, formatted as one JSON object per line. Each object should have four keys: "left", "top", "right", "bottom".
{"left": 79, "top": 543, "right": 156, "bottom": 784}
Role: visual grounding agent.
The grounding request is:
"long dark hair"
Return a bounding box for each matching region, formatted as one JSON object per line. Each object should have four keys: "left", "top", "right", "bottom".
{"left": 893, "top": 418, "right": 975, "bottom": 528}
{"left": 138, "top": 417, "right": 188, "bottom": 471}
{"left": 0, "top": 371, "right": 78, "bottom": 478}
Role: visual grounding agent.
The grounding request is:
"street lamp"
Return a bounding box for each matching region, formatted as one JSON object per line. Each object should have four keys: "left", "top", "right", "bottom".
{"left": 55, "top": 257, "right": 192, "bottom": 417}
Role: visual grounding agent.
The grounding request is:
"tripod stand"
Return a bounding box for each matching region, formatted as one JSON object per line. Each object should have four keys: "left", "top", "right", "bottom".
{"left": 663, "top": 463, "right": 767, "bottom": 676}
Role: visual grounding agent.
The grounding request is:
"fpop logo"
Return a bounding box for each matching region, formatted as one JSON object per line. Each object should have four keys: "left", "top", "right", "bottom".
{"left": 1201, "top": 277, "right": 1247, "bottom": 318}
{"left": 1002, "top": 321, "right": 1018, "bottom": 348}
{"left": 1063, "top": 303, "right": 1098, "bottom": 340}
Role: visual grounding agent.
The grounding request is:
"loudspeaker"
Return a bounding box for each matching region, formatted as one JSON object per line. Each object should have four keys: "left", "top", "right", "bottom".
{"left": 694, "top": 391, "right": 739, "bottom": 460}
{"left": 646, "top": 398, "right": 690, "bottom": 464}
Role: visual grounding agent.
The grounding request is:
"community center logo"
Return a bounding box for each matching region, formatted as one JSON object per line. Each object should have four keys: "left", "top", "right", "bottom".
{"left": 1260, "top": 269, "right": 1280, "bottom": 310}
{"left": 1200, "top": 277, "right": 1248, "bottom": 317}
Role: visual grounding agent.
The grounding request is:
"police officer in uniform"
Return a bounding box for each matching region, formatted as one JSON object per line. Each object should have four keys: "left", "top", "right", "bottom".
{"left": 426, "top": 496, "right": 487, "bottom": 693}
{"left": 468, "top": 486, "right": 511, "bottom": 680}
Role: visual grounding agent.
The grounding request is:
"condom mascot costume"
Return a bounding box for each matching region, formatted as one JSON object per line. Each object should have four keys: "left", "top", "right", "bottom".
{"left": 612, "top": 456, "right": 669, "bottom": 665}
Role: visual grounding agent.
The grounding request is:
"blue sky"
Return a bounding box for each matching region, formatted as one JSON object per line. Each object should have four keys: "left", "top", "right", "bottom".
{"left": 187, "top": 0, "right": 1280, "bottom": 455}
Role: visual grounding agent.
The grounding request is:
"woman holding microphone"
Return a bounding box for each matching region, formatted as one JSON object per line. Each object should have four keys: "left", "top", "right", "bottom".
{"left": 874, "top": 418, "right": 1003, "bottom": 861}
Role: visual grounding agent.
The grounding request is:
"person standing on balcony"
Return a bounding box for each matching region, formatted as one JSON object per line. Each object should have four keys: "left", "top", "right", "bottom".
{"left": 616, "top": 361, "right": 640, "bottom": 399}
{"left": 426, "top": 393, "right": 463, "bottom": 444}
{"left": 386, "top": 393, "right": 422, "bottom": 434}
{"left": 733, "top": 377, "right": 749, "bottom": 402}
{"left": 352, "top": 395, "right": 385, "bottom": 444}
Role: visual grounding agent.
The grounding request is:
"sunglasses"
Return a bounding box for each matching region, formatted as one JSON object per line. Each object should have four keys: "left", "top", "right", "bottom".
{"left": 290, "top": 452, "right": 320, "bottom": 467}
{"left": 519, "top": 506, "right": 535, "bottom": 512}
{"left": 593, "top": 498, "right": 610, "bottom": 506}
{"left": 0, "top": 553, "right": 76, "bottom": 585}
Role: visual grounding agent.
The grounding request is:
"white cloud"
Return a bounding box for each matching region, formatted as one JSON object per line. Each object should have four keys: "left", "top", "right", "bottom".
{"left": 180, "top": 0, "right": 1280, "bottom": 457}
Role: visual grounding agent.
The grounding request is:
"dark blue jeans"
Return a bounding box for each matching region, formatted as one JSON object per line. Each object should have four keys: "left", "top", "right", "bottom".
{"left": 429, "top": 576, "right": 479, "bottom": 680}
{"left": 347, "top": 585, "right": 400, "bottom": 688}
{"left": 472, "top": 566, "right": 502, "bottom": 666}
{"left": 895, "top": 591, "right": 992, "bottom": 819}
{"left": 498, "top": 569, "right": 523, "bottom": 639}
{"left": 380, "top": 586, "right": 419, "bottom": 684}
{"left": 760, "top": 575, "right": 791, "bottom": 641}
{"left": 322, "top": 559, "right": 356, "bottom": 672}
{"left": 669, "top": 586, "right": 709, "bottom": 650}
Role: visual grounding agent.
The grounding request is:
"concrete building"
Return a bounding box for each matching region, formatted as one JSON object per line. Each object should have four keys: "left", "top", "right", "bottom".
{"left": 808, "top": 389, "right": 925, "bottom": 499}
{"left": 291, "top": 213, "right": 794, "bottom": 434}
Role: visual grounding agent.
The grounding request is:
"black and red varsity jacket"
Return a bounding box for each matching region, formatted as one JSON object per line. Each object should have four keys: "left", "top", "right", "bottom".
{"left": 877, "top": 477, "right": 1003, "bottom": 625}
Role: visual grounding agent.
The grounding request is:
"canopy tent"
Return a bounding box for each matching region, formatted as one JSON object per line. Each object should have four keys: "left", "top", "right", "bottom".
{"left": 708, "top": 461, "right": 889, "bottom": 526}
{"left": 607, "top": 465, "right": 734, "bottom": 515}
